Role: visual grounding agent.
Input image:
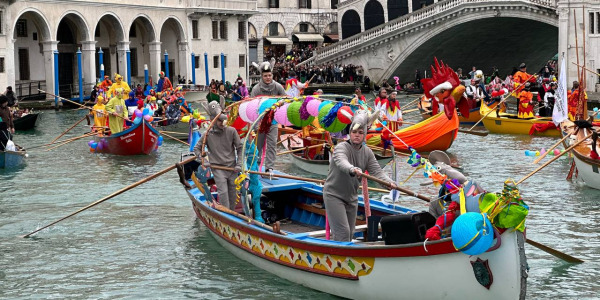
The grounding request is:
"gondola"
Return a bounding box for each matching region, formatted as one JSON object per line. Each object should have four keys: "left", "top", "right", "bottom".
{"left": 92, "top": 119, "right": 160, "bottom": 155}
{"left": 13, "top": 113, "right": 40, "bottom": 131}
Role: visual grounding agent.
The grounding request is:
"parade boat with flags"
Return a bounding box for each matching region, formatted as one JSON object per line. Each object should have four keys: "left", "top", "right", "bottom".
{"left": 479, "top": 101, "right": 561, "bottom": 137}
{"left": 90, "top": 119, "right": 161, "bottom": 155}
{"left": 179, "top": 169, "right": 527, "bottom": 300}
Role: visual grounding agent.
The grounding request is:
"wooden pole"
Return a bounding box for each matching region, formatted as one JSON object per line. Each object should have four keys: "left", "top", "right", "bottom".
{"left": 160, "top": 131, "right": 190, "bottom": 146}
{"left": 525, "top": 238, "right": 584, "bottom": 263}
{"left": 276, "top": 143, "right": 326, "bottom": 156}
{"left": 359, "top": 172, "right": 431, "bottom": 203}
{"left": 44, "top": 132, "right": 99, "bottom": 152}
{"left": 572, "top": 62, "right": 600, "bottom": 77}
{"left": 515, "top": 132, "right": 593, "bottom": 185}
{"left": 49, "top": 115, "right": 89, "bottom": 144}
{"left": 402, "top": 121, "right": 489, "bottom": 137}
{"left": 39, "top": 89, "right": 130, "bottom": 122}
{"left": 22, "top": 156, "right": 198, "bottom": 238}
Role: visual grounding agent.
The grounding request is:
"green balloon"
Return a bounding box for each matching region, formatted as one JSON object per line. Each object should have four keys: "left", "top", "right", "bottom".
{"left": 287, "top": 101, "right": 314, "bottom": 127}
{"left": 318, "top": 103, "right": 347, "bottom": 133}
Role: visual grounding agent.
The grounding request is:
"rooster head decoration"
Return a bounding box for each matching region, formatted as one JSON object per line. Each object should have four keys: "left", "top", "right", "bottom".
{"left": 420, "top": 58, "right": 469, "bottom": 119}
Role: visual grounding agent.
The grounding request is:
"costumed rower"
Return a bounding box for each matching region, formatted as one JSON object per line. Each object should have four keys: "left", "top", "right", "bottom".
{"left": 106, "top": 73, "right": 131, "bottom": 99}
{"left": 285, "top": 70, "right": 308, "bottom": 98}
{"left": 157, "top": 71, "right": 173, "bottom": 93}
{"left": 379, "top": 91, "right": 403, "bottom": 131}
{"left": 373, "top": 88, "right": 388, "bottom": 117}
{"left": 250, "top": 61, "right": 286, "bottom": 175}
{"left": 105, "top": 88, "right": 128, "bottom": 134}
{"left": 324, "top": 110, "right": 397, "bottom": 242}
{"left": 98, "top": 75, "right": 112, "bottom": 93}
{"left": 517, "top": 83, "right": 534, "bottom": 119}
{"left": 568, "top": 81, "right": 588, "bottom": 121}
{"left": 513, "top": 62, "right": 536, "bottom": 116}
{"left": 92, "top": 95, "right": 107, "bottom": 133}
{"left": 193, "top": 102, "right": 243, "bottom": 211}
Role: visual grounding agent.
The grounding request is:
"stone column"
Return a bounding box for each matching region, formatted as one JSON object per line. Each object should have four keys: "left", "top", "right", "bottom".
{"left": 42, "top": 41, "right": 59, "bottom": 101}
{"left": 408, "top": 0, "right": 413, "bottom": 14}
{"left": 117, "top": 41, "right": 130, "bottom": 79}
{"left": 5, "top": 39, "right": 16, "bottom": 90}
{"left": 148, "top": 41, "right": 162, "bottom": 80}
{"left": 178, "top": 41, "right": 188, "bottom": 84}
{"left": 81, "top": 41, "right": 97, "bottom": 92}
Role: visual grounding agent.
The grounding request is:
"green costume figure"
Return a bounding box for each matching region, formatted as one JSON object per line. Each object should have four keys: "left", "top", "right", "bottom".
{"left": 105, "top": 88, "right": 128, "bottom": 134}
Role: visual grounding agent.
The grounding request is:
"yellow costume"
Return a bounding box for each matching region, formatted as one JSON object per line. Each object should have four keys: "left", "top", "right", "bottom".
{"left": 92, "top": 96, "right": 107, "bottom": 133}
{"left": 107, "top": 74, "right": 131, "bottom": 99}
{"left": 105, "top": 88, "right": 128, "bottom": 134}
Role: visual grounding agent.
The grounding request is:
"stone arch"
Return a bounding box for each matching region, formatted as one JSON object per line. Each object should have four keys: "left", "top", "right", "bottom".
{"left": 57, "top": 11, "right": 91, "bottom": 42}
{"left": 95, "top": 12, "right": 125, "bottom": 43}
{"left": 12, "top": 8, "right": 52, "bottom": 41}
{"left": 248, "top": 22, "right": 258, "bottom": 39}
{"left": 56, "top": 12, "right": 92, "bottom": 92}
{"left": 129, "top": 15, "right": 157, "bottom": 81}
{"left": 95, "top": 13, "right": 126, "bottom": 78}
{"left": 324, "top": 22, "right": 338, "bottom": 34}
{"left": 388, "top": 0, "right": 409, "bottom": 20}
{"left": 263, "top": 21, "right": 286, "bottom": 37}
{"left": 364, "top": 0, "right": 385, "bottom": 30}
{"left": 341, "top": 10, "right": 361, "bottom": 39}
{"left": 130, "top": 14, "right": 157, "bottom": 43}
{"left": 158, "top": 16, "right": 186, "bottom": 42}
{"left": 292, "top": 22, "right": 317, "bottom": 33}
{"left": 159, "top": 16, "right": 187, "bottom": 81}
{"left": 382, "top": 17, "right": 558, "bottom": 82}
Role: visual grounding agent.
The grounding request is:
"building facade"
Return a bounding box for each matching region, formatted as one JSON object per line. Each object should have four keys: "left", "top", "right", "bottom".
{"left": 247, "top": 0, "right": 339, "bottom": 64}
{"left": 0, "top": 0, "right": 256, "bottom": 100}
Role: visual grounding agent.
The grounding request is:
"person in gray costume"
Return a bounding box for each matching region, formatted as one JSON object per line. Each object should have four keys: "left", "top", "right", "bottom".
{"left": 250, "top": 60, "right": 286, "bottom": 174}
{"left": 194, "top": 101, "right": 243, "bottom": 210}
{"left": 323, "top": 110, "right": 397, "bottom": 242}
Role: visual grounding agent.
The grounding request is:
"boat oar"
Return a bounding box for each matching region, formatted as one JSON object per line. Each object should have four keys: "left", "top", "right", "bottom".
{"left": 44, "top": 132, "right": 99, "bottom": 152}
{"left": 358, "top": 172, "right": 431, "bottom": 203}
{"left": 276, "top": 143, "right": 326, "bottom": 156}
{"left": 525, "top": 238, "right": 584, "bottom": 263}
{"left": 468, "top": 74, "right": 537, "bottom": 130}
{"left": 49, "top": 115, "right": 89, "bottom": 144}
{"left": 515, "top": 132, "right": 594, "bottom": 186}
{"left": 160, "top": 131, "right": 190, "bottom": 146}
{"left": 402, "top": 121, "right": 489, "bottom": 137}
{"left": 532, "top": 131, "right": 575, "bottom": 164}
{"left": 39, "top": 89, "right": 131, "bottom": 122}
{"left": 276, "top": 130, "right": 302, "bottom": 146}
{"left": 22, "top": 156, "right": 198, "bottom": 238}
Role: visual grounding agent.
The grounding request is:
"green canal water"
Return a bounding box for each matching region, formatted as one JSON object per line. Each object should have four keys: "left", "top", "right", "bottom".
{"left": 1, "top": 98, "right": 599, "bottom": 299}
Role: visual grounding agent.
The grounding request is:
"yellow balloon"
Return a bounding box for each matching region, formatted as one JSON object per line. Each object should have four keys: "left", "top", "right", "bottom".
{"left": 181, "top": 115, "right": 190, "bottom": 123}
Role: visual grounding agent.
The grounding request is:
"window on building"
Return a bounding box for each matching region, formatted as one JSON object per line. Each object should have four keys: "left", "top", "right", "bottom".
{"left": 597, "top": 69, "right": 600, "bottom": 84}
{"left": 195, "top": 56, "right": 200, "bottom": 69}
{"left": 214, "top": 55, "right": 219, "bottom": 68}
{"left": 0, "top": 57, "right": 4, "bottom": 73}
{"left": 238, "top": 21, "right": 246, "bottom": 40}
{"left": 299, "top": 23, "right": 309, "bottom": 33}
{"left": 18, "top": 48, "right": 30, "bottom": 80}
{"left": 16, "top": 19, "right": 27, "bottom": 37}
{"left": 0, "top": 12, "right": 3, "bottom": 34}
{"left": 239, "top": 54, "right": 245, "bottom": 67}
{"left": 597, "top": 12, "right": 600, "bottom": 34}
{"left": 129, "top": 23, "right": 137, "bottom": 38}
{"left": 299, "top": 0, "right": 311, "bottom": 9}
{"left": 590, "top": 12, "right": 595, "bottom": 34}
{"left": 268, "top": 22, "right": 279, "bottom": 36}
{"left": 331, "top": 0, "right": 339, "bottom": 9}
{"left": 220, "top": 20, "right": 228, "bottom": 40}
{"left": 130, "top": 48, "right": 138, "bottom": 77}
{"left": 269, "top": 0, "right": 279, "bottom": 8}
{"left": 223, "top": 55, "right": 227, "bottom": 68}
{"left": 192, "top": 20, "right": 199, "bottom": 39}
{"left": 212, "top": 21, "right": 219, "bottom": 39}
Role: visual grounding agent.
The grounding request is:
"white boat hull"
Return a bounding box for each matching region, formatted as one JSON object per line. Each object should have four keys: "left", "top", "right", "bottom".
{"left": 573, "top": 154, "right": 600, "bottom": 190}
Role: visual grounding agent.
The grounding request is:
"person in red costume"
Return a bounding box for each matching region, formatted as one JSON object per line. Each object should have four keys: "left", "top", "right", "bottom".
{"left": 98, "top": 75, "right": 112, "bottom": 92}
{"left": 518, "top": 83, "right": 534, "bottom": 118}
{"left": 513, "top": 63, "right": 536, "bottom": 94}
{"left": 420, "top": 58, "right": 469, "bottom": 120}
{"left": 567, "top": 81, "right": 588, "bottom": 120}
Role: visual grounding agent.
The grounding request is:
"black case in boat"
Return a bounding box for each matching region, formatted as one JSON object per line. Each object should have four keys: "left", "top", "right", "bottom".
{"left": 380, "top": 212, "right": 436, "bottom": 245}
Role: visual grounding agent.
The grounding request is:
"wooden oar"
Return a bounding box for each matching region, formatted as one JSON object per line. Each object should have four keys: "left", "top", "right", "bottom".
{"left": 358, "top": 172, "right": 431, "bottom": 203}
{"left": 402, "top": 121, "right": 489, "bottom": 137}
{"left": 515, "top": 132, "right": 594, "bottom": 185}
{"left": 160, "top": 131, "right": 190, "bottom": 146}
{"left": 468, "top": 74, "right": 537, "bottom": 130}
{"left": 22, "top": 156, "right": 198, "bottom": 238}
{"left": 525, "top": 238, "right": 584, "bottom": 263}
{"left": 277, "top": 143, "right": 326, "bottom": 156}
{"left": 276, "top": 130, "right": 302, "bottom": 146}
{"left": 49, "top": 115, "right": 89, "bottom": 144}
{"left": 401, "top": 108, "right": 420, "bottom": 114}
{"left": 532, "top": 131, "right": 575, "bottom": 164}
{"left": 39, "top": 89, "right": 131, "bottom": 122}
{"left": 44, "top": 132, "right": 99, "bottom": 152}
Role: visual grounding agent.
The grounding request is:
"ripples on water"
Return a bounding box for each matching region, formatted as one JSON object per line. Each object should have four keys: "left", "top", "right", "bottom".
{"left": 0, "top": 99, "right": 598, "bottom": 299}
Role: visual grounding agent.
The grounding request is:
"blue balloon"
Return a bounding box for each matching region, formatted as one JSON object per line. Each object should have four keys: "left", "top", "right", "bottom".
{"left": 134, "top": 117, "right": 142, "bottom": 125}
{"left": 91, "top": 142, "right": 98, "bottom": 149}
{"left": 451, "top": 212, "right": 494, "bottom": 255}
{"left": 258, "top": 98, "right": 278, "bottom": 115}
{"left": 594, "top": 107, "right": 599, "bottom": 112}
{"left": 158, "top": 136, "right": 164, "bottom": 143}
{"left": 88, "top": 140, "right": 95, "bottom": 147}
{"left": 143, "top": 108, "right": 150, "bottom": 116}
{"left": 157, "top": 140, "right": 163, "bottom": 146}
{"left": 318, "top": 101, "right": 332, "bottom": 112}
{"left": 524, "top": 150, "right": 530, "bottom": 156}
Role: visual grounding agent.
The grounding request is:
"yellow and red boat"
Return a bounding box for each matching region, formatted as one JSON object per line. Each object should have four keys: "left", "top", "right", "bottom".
{"left": 418, "top": 97, "right": 506, "bottom": 126}
{"left": 479, "top": 102, "right": 561, "bottom": 137}
{"left": 366, "top": 110, "right": 459, "bottom": 153}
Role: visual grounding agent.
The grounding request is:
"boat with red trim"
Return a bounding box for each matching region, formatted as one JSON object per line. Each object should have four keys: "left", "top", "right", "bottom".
{"left": 92, "top": 119, "right": 160, "bottom": 155}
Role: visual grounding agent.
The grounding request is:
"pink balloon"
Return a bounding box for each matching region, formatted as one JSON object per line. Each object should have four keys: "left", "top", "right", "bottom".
{"left": 245, "top": 99, "right": 261, "bottom": 122}
{"left": 238, "top": 102, "right": 251, "bottom": 123}
{"left": 306, "top": 99, "right": 322, "bottom": 116}
{"left": 275, "top": 103, "right": 292, "bottom": 126}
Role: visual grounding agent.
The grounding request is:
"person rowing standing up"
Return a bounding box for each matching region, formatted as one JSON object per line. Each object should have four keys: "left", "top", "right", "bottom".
{"left": 324, "top": 110, "right": 397, "bottom": 242}
{"left": 0, "top": 95, "right": 14, "bottom": 134}
{"left": 105, "top": 88, "right": 128, "bottom": 134}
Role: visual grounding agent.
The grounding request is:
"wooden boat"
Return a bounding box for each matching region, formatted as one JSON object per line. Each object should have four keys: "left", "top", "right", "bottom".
{"left": 1, "top": 149, "right": 26, "bottom": 168}
{"left": 366, "top": 111, "right": 459, "bottom": 153}
{"left": 566, "top": 128, "right": 600, "bottom": 190}
{"left": 155, "top": 120, "right": 192, "bottom": 141}
{"left": 180, "top": 171, "right": 527, "bottom": 299}
{"left": 13, "top": 113, "right": 40, "bottom": 131}
{"left": 92, "top": 119, "right": 159, "bottom": 155}
{"left": 419, "top": 98, "right": 506, "bottom": 126}
{"left": 280, "top": 133, "right": 393, "bottom": 176}
{"left": 479, "top": 102, "right": 560, "bottom": 137}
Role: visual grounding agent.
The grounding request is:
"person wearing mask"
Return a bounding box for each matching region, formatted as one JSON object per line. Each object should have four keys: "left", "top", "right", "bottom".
{"left": 105, "top": 88, "right": 128, "bottom": 133}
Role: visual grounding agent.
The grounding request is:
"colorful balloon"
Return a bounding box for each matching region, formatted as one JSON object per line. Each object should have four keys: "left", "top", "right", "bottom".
{"left": 133, "top": 117, "right": 142, "bottom": 124}
{"left": 246, "top": 98, "right": 261, "bottom": 122}
{"left": 306, "top": 98, "right": 322, "bottom": 116}
{"left": 337, "top": 106, "right": 354, "bottom": 124}
{"left": 318, "top": 103, "right": 347, "bottom": 133}
{"left": 239, "top": 101, "right": 251, "bottom": 123}
{"left": 259, "top": 98, "right": 278, "bottom": 115}
{"left": 287, "top": 101, "right": 314, "bottom": 127}
{"left": 142, "top": 108, "right": 150, "bottom": 116}
{"left": 134, "top": 109, "right": 143, "bottom": 118}
{"left": 275, "top": 103, "right": 292, "bottom": 126}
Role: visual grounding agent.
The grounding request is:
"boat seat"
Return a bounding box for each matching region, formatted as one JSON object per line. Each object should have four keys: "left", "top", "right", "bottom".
{"left": 286, "top": 224, "right": 369, "bottom": 240}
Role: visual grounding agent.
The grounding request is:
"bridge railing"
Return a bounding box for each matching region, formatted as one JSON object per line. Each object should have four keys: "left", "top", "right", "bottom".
{"left": 317, "top": 0, "right": 557, "bottom": 63}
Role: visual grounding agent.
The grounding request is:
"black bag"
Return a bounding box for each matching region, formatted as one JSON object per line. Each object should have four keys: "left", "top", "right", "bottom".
{"left": 380, "top": 212, "right": 436, "bottom": 245}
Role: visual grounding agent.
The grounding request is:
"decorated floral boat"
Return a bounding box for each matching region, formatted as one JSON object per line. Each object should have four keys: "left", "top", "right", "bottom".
{"left": 91, "top": 119, "right": 160, "bottom": 155}
{"left": 366, "top": 111, "right": 459, "bottom": 153}
{"left": 178, "top": 171, "right": 527, "bottom": 299}
{"left": 480, "top": 102, "right": 560, "bottom": 137}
